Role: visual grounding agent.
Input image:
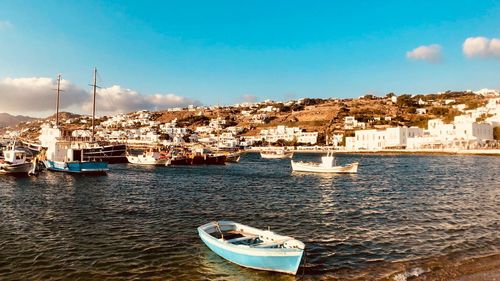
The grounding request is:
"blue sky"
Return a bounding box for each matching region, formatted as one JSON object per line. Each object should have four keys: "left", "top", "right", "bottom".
{"left": 0, "top": 0, "right": 499, "bottom": 115}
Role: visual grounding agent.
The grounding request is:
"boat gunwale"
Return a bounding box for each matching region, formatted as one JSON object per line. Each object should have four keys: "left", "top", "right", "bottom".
{"left": 198, "top": 221, "right": 305, "bottom": 255}
{"left": 291, "top": 160, "right": 358, "bottom": 173}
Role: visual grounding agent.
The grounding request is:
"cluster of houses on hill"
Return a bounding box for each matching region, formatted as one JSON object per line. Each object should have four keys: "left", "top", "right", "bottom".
{"left": 341, "top": 97, "right": 499, "bottom": 151}
{"left": 35, "top": 109, "right": 320, "bottom": 149}
{"left": 2, "top": 92, "right": 499, "bottom": 152}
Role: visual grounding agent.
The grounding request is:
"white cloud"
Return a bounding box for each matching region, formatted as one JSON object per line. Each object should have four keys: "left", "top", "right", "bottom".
{"left": 0, "top": 77, "right": 88, "bottom": 115}
{"left": 0, "top": 20, "right": 13, "bottom": 30}
{"left": 463, "top": 36, "right": 500, "bottom": 59}
{"left": 406, "top": 44, "right": 442, "bottom": 63}
{"left": 88, "top": 85, "right": 201, "bottom": 115}
{"left": 0, "top": 77, "right": 201, "bottom": 117}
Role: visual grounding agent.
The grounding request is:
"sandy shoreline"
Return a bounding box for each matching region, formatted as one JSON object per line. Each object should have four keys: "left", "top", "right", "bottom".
{"left": 418, "top": 253, "right": 500, "bottom": 281}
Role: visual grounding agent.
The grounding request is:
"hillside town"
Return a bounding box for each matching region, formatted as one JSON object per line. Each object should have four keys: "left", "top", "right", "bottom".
{"left": 1, "top": 89, "right": 499, "bottom": 154}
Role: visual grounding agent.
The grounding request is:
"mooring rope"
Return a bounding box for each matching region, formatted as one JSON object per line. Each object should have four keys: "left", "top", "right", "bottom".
{"left": 214, "top": 221, "right": 224, "bottom": 240}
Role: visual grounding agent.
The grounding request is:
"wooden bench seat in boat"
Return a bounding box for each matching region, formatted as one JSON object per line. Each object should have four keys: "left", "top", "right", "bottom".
{"left": 226, "top": 235, "right": 259, "bottom": 244}
{"left": 253, "top": 238, "right": 292, "bottom": 248}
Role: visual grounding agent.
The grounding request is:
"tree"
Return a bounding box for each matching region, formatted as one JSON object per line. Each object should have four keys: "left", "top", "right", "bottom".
{"left": 275, "top": 139, "right": 288, "bottom": 146}
{"left": 291, "top": 104, "right": 304, "bottom": 111}
{"left": 494, "top": 127, "right": 500, "bottom": 140}
{"left": 430, "top": 107, "right": 449, "bottom": 116}
{"left": 317, "top": 133, "right": 326, "bottom": 145}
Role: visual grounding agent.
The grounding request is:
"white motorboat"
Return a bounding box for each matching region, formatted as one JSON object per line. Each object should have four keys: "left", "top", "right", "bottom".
{"left": 260, "top": 147, "right": 294, "bottom": 159}
{"left": 127, "top": 150, "right": 168, "bottom": 165}
{"left": 198, "top": 221, "right": 305, "bottom": 275}
{"left": 291, "top": 151, "right": 358, "bottom": 173}
{"left": 0, "top": 143, "right": 33, "bottom": 175}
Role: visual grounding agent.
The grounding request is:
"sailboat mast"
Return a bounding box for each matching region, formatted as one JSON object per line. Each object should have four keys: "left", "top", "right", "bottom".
{"left": 55, "top": 74, "right": 61, "bottom": 127}
{"left": 91, "top": 67, "right": 97, "bottom": 142}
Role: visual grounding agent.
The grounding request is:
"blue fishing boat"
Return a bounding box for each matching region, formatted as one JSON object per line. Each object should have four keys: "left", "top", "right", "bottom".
{"left": 198, "top": 221, "right": 305, "bottom": 275}
{"left": 44, "top": 159, "right": 108, "bottom": 174}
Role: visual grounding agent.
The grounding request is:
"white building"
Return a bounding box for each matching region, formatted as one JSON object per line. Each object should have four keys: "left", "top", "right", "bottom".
{"left": 346, "top": 126, "right": 423, "bottom": 150}
{"left": 344, "top": 116, "right": 366, "bottom": 130}
{"left": 416, "top": 108, "right": 427, "bottom": 115}
{"left": 407, "top": 116, "right": 493, "bottom": 149}
{"left": 259, "top": 125, "right": 319, "bottom": 144}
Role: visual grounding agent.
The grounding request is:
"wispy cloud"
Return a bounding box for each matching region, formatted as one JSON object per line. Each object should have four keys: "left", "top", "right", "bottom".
{"left": 0, "top": 77, "right": 201, "bottom": 117}
{"left": 0, "top": 20, "right": 13, "bottom": 30}
{"left": 463, "top": 37, "right": 500, "bottom": 59}
{"left": 406, "top": 44, "right": 442, "bottom": 63}
{"left": 237, "top": 94, "right": 258, "bottom": 103}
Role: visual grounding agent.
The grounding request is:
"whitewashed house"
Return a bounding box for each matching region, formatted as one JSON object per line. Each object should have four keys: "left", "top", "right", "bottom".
{"left": 348, "top": 127, "right": 423, "bottom": 150}
{"left": 344, "top": 116, "right": 366, "bottom": 129}
{"left": 416, "top": 108, "right": 427, "bottom": 115}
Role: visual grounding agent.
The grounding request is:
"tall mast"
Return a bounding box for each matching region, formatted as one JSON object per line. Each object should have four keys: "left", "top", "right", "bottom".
{"left": 91, "top": 67, "right": 97, "bottom": 142}
{"left": 55, "top": 74, "right": 61, "bottom": 127}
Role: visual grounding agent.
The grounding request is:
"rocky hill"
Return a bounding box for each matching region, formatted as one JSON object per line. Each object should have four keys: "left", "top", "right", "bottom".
{"left": 0, "top": 113, "right": 37, "bottom": 128}
{"left": 6, "top": 90, "right": 497, "bottom": 142}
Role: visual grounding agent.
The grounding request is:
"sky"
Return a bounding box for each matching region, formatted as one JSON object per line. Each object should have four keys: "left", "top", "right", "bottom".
{"left": 0, "top": 0, "right": 499, "bottom": 117}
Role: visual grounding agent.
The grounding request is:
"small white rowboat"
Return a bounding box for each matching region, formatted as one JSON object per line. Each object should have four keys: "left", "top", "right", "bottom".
{"left": 198, "top": 221, "right": 305, "bottom": 275}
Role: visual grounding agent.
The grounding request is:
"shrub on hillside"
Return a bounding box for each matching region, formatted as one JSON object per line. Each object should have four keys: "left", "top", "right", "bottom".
{"left": 396, "top": 95, "right": 416, "bottom": 107}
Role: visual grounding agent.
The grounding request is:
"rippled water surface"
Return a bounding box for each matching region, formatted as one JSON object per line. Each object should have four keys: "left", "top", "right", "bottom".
{"left": 0, "top": 153, "right": 499, "bottom": 280}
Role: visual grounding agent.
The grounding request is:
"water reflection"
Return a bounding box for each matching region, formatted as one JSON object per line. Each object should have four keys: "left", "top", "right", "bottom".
{"left": 0, "top": 153, "right": 499, "bottom": 280}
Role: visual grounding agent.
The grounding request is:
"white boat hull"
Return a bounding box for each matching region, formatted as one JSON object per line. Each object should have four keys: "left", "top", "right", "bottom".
{"left": 260, "top": 152, "right": 294, "bottom": 159}
{"left": 126, "top": 155, "right": 168, "bottom": 165}
{"left": 291, "top": 160, "right": 358, "bottom": 173}
{"left": 0, "top": 162, "right": 32, "bottom": 174}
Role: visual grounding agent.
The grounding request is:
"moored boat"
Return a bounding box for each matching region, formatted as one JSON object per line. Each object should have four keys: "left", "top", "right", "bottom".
{"left": 166, "top": 147, "right": 226, "bottom": 166}
{"left": 198, "top": 221, "right": 305, "bottom": 275}
{"left": 260, "top": 147, "right": 293, "bottom": 159}
{"left": 225, "top": 152, "right": 241, "bottom": 163}
{"left": 291, "top": 151, "right": 358, "bottom": 173}
{"left": 0, "top": 143, "right": 33, "bottom": 175}
{"left": 41, "top": 70, "right": 109, "bottom": 175}
{"left": 127, "top": 150, "right": 168, "bottom": 165}
{"left": 44, "top": 158, "right": 108, "bottom": 174}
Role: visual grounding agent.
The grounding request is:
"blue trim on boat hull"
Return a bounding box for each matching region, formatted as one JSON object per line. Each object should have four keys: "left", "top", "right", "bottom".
{"left": 45, "top": 160, "right": 109, "bottom": 175}
{"left": 199, "top": 230, "right": 303, "bottom": 275}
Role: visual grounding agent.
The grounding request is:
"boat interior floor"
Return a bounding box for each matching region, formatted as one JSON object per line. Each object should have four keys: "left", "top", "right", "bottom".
{"left": 210, "top": 230, "right": 288, "bottom": 248}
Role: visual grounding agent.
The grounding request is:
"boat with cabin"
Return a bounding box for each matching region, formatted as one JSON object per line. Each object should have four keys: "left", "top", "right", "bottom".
{"left": 291, "top": 151, "right": 358, "bottom": 173}
{"left": 198, "top": 221, "right": 305, "bottom": 275}
{"left": 165, "top": 147, "right": 226, "bottom": 166}
{"left": 126, "top": 149, "right": 168, "bottom": 165}
{"left": 0, "top": 142, "right": 33, "bottom": 175}
{"left": 260, "top": 147, "right": 294, "bottom": 159}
